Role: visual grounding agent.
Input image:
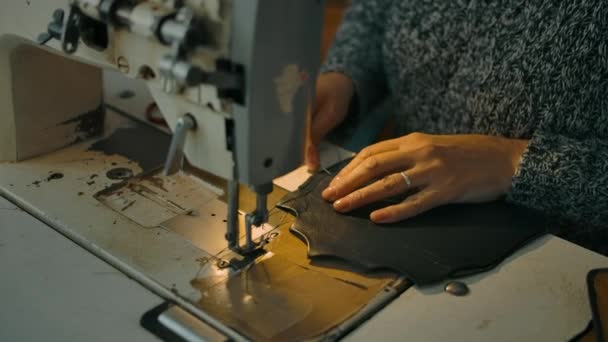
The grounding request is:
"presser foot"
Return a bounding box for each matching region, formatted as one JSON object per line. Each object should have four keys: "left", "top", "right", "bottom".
{"left": 217, "top": 245, "right": 266, "bottom": 271}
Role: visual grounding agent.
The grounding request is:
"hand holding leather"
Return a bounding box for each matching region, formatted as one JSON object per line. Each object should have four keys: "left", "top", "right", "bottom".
{"left": 322, "top": 133, "right": 530, "bottom": 223}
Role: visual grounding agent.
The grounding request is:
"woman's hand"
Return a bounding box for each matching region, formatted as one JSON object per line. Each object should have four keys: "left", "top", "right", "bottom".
{"left": 306, "top": 72, "right": 355, "bottom": 170}
{"left": 322, "top": 133, "right": 529, "bottom": 223}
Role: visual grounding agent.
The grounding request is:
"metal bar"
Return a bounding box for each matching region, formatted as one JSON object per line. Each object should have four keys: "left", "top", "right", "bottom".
{"left": 226, "top": 179, "right": 239, "bottom": 251}
{"left": 163, "top": 114, "right": 196, "bottom": 176}
{"left": 0, "top": 192, "right": 249, "bottom": 342}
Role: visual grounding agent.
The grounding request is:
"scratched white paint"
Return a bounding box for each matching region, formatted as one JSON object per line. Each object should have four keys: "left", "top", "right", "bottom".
{"left": 97, "top": 172, "right": 220, "bottom": 227}
{"left": 274, "top": 64, "right": 305, "bottom": 114}
{"left": 0, "top": 132, "right": 219, "bottom": 319}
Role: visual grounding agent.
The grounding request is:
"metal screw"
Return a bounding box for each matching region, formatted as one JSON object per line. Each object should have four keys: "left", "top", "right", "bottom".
{"left": 444, "top": 281, "right": 469, "bottom": 296}
{"left": 217, "top": 260, "right": 230, "bottom": 269}
{"left": 106, "top": 167, "right": 133, "bottom": 180}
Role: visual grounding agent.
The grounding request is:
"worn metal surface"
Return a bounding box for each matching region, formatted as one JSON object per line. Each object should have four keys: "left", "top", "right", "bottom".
{"left": 161, "top": 199, "right": 274, "bottom": 256}
{"left": 0, "top": 109, "right": 405, "bottom": 340}
{"left": 0, "top": 112, "right": 248, "bottom": 340}
{"left": 96, "top": 172, "right": 220, "bottom": 228}
{"left": 0, "top": 196, "right": 161, "bottom": 342}
{"left": 3, "top": 129, "right": 607, "bottom": 340}
{"left": 346, "top": 235, "right": 608, "bottom": 342}
{"left": 3, "top": 93, "right": 604, "bottom": 340}
{"left": 189, "top": 251, "right": 397, "bottom": 341}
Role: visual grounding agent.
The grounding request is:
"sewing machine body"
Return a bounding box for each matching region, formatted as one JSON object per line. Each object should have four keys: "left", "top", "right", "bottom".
{"left": 0, "top": 0, "right": 320, "bottom": 187}
{"left": 1, "top": 0, "right": 323, "bottom": 255}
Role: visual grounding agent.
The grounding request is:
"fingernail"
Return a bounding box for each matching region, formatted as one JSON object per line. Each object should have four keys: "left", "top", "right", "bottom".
{"left": 322, "top": 186, "right": 336, "bottom": 200}
{"left": 371, "top": 211, "right": 389, "bottom": 223}
{"left": 333, "top": 199, "right": 348, "bottom": 212}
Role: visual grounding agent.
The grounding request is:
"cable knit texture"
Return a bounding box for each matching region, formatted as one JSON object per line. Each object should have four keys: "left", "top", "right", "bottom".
{"left": 322, "top": 0, "right": 608, "bottom": 252}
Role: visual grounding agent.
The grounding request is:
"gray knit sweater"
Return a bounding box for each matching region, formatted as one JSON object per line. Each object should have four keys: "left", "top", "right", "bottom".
{"left": 322, "top": 0, "right": 608, "bottom": 250}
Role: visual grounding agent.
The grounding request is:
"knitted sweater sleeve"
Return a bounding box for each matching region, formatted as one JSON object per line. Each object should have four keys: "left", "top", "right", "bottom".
{"left": 320, "top": 0, "right": 389, "bottom": 116}
{"left": 508, "top": 131, "right": 608, "bottom": 228}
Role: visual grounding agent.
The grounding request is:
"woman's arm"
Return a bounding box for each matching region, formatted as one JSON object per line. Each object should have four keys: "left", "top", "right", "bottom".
{"left": 508, "top": 131, "right": 608, "bottom": 227}
{"left": 306, "top": 0, "right": 390, "bottom": 169}
{"left": 321, "top": 0, "right": 389, "bottom": 116}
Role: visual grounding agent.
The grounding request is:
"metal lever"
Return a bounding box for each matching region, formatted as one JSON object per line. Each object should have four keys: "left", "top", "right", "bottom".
{"left": 163, "top": 114, "right": 196, "bottom": 176}
{"left": 226, "top": 179, "right": 240, "bottom": 251}
{"left": 61, "top": 5, "right": 82, "bottom": 54}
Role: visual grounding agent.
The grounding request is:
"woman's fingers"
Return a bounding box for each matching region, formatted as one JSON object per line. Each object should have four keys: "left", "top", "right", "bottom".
{"left": 305, "top": 143, "right": 321, "bottom": 171}
{"left": 333, "top": 168, "right": 429, "bottom": 213}
{"left": 370, "top": 188, "right": 445, "bottom": 223}
{"left": 330, "top": 139, "right": 401, "bottom": 184}
{"left": 323, "top": 149, "right": 414, "bottom": 201}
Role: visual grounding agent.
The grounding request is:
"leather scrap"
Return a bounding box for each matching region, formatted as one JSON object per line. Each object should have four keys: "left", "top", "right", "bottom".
{"left": 277, "top": 160, "right": 548, "bottom": 285}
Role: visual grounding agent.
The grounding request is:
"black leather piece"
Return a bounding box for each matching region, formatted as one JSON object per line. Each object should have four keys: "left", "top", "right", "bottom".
{"left": 278, "top": 160, "right": 548, "bottom": 285}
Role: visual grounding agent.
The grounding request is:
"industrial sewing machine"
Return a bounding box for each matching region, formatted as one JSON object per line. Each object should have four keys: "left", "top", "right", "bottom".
{"left": 1, "top": 1, "right": 607, "bottom": 341}
{"left": 1, "top": 0, "right": 321, "bottom": 255}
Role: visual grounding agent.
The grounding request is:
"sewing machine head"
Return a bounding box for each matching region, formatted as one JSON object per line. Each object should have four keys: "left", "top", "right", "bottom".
{"left": 0, "top": 0, "right": 323, "bottom": 253}
{"left": 57, "top": 0, "right": 322, "bottom": 183}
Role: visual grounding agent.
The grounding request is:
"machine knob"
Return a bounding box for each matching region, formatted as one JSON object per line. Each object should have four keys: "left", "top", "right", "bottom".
{"left": 37, "top": 9, "right": 65, "bottom": 45}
